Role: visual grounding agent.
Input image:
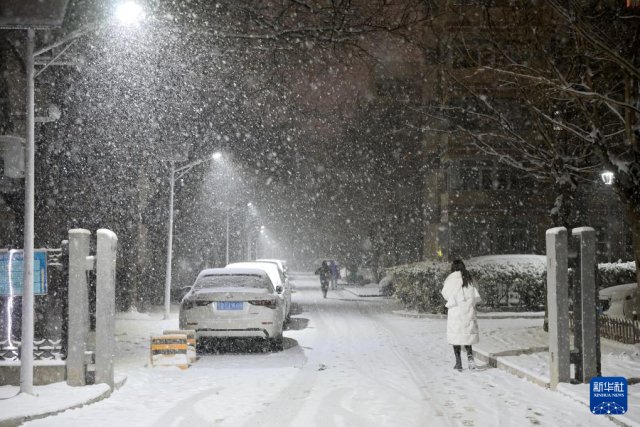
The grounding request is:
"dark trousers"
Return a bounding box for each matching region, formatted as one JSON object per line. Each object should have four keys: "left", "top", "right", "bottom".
{"left": 453, "top": 345, "right": 472, "bottom": 356}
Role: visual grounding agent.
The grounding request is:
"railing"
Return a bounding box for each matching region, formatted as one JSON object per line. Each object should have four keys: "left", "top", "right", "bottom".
{"left": 0, "top": 339, "right": 64, "bottom": 361}
{"left": 570, "top": 314, "right": 640, "bottom": 344}
{"left": 599, "top": 315, "right": 640, "bottom": 344}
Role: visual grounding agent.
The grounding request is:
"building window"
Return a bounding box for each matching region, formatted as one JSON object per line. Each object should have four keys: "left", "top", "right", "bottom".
{"left": 448, "top": 160, "right": 521, "bottom": 192}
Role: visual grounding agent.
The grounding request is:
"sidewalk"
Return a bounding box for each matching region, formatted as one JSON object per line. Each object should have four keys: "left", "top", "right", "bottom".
{"left": 472, "top": 320, "right": 640, "bottom": 427}
{"left": 0, "top": 307, "right": 176, "bottom": 427}
{"left": 0, "top": 376, "right": 126, "bottom": 427}
{"left": 390, "top": 309, "right": 639, "bottom": 425}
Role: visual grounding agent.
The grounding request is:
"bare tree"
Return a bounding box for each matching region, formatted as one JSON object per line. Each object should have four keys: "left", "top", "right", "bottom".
{"left": 420, "top": 1, "right": 639, "bottom": 312}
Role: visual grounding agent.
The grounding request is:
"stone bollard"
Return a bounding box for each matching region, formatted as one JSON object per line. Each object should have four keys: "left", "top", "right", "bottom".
{"left": 95, "top": 229, "right": 118, "bottom": 388}
{"left": 572, "top": 227, "right": 598, "bottom": 383}
{"left": 546, "top": 227, "right": 570, "bottom": 389}
{"left": 67, "top": 229, "right": 91, "bottom": 386}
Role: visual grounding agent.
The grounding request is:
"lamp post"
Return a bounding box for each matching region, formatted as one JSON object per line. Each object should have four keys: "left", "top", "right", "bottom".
{"left": 164, "top": 151, "right": 221, "bottom": 319}
{"left": 0, "top": 1, "right": 143, "bottom": 395}
{"left": 601, "top": 171, "right": 615, "bottom": 261}
{"left": 246, "top": 202, "right": 254, "bottom": 260}
{"left": 225, "top": 208, "right": 230, "bottom": 265}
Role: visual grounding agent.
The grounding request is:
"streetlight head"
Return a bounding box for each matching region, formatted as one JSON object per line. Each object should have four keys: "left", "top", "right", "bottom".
{"left": 212, "top": 152, "right": 222, "bottom": 160}
{"left": 247, "top": 202, "right": 253, "bottom": 207}
{"left": 601, "top": 171, "right": 614, "bottom": 185}
{"left": 115, "top": 1, "right": 144, "bottom": 26}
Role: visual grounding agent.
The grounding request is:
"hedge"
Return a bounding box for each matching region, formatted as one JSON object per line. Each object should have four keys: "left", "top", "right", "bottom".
{"left": 388, "top": 256, "right": 636, "bottom": 313}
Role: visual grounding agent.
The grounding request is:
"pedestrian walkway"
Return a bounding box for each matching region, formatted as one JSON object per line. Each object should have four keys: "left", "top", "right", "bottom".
{"left": 390, "top": 309, "right": 639, "bottom": 426}
{"left": 472, "top": 320, "right": 640, "bottom": 427}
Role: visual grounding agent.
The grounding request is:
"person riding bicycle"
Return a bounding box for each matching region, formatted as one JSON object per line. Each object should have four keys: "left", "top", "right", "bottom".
{"left": 315, "top": 261, "right": 331, "bottom": 298}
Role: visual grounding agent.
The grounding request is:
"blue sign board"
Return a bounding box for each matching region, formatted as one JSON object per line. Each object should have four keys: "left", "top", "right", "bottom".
{"left": 591, "top": 377, "right": 628, "bottom": 415}
{"left": 0, "top": 250, "right": 48, "bottom": 296}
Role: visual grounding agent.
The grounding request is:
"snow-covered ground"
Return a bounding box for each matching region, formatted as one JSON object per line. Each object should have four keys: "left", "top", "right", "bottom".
{"left": 2, "top": 273, "right": 632, "bottom": 426}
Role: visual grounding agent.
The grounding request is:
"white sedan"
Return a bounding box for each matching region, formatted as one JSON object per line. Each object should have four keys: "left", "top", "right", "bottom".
{"left": 226, "top": 261, "right": 291, "bottom": 322}
{"left": 179, "top": 268, "right": 285, "bottom": 351}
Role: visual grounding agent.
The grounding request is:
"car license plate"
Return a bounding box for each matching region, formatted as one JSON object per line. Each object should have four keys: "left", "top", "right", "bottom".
{"left": 217, "top": 301, "right": 243, "bottom": 310}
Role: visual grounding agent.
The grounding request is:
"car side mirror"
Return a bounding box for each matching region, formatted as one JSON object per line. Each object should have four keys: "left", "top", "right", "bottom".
{"left": 276, "top": 285, "right": 283, "bottom": 294}
{"left": 179, "top": 286, "right": 192, "bottom": 300}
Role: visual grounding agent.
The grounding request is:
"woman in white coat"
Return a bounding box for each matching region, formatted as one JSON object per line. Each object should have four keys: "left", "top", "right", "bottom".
{"left": 441, "top": 259, "right": 481, "bottom": 370}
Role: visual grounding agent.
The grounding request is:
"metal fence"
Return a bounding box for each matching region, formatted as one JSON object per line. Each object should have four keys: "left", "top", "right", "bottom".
{"left": 0, "top": 338, "right": 64, "bottom": 361}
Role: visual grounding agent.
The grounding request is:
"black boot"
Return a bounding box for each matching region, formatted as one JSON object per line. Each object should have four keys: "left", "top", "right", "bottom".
{"left": 466, "top": 346, "right": 477, "bottom": 370}
{"left": 453, "top": 346, "right": 462, "bottom": 371}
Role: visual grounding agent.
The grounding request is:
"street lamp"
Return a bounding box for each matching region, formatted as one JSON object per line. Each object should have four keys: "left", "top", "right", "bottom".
{"left": 164, "top": 151, "right": 222, "bottom": 319}
{"left": 601, "top": 171, "right": 614, "bottom": 185}
{"left": 115, "top": 1, "right": 145, "bottom": 26}
{"left": 0, "top": 1, "right": 143, "bottom": 394}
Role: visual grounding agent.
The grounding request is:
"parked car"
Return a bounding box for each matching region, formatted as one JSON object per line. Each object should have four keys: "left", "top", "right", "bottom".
{"left": 599, "top": 283, "right": 637, "bottom": 319}
{"left": 227, "top": 261, "right": 291, "bottom": 322}
{"left": 256, "top": 259, "right": 287, "bottom": 278}
{"left": 179, "top": 268, "right": 285, "bottom": 350}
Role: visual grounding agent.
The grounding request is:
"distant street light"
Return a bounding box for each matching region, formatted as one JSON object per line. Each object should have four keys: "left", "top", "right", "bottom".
{"left": 601, "top": 171, "right": 614, "bottom": 185}
{"left": 164, "top": 151, "right": 222, "bottom": 319}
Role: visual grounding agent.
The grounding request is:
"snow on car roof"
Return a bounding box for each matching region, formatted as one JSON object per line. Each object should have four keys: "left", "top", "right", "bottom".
{"left": 226, "top": 262, "right": 283, "bottom": 285}
{"left": 599, "top": 282, "right": 637, "bottom": 297}
{"left": 197, "top": 267, "right": 269, "bottom": 278}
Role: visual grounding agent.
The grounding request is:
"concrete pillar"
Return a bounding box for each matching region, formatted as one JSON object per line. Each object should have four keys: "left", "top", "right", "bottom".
{"left": 572, "top": 227, "right": 598, "bottom": 383}
{"left": 95, "top": 229, "right": 118, "bottom": 388}
{"left": 546, "top": 227, "right": 570, "bottom": 389}
{"left": 67, "top": 229, "right": 91, "bottom": 386}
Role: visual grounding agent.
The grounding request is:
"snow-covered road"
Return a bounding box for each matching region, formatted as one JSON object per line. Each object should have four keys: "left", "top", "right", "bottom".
{"left": 25, "top": 273, "right": 616, "bottom": 426}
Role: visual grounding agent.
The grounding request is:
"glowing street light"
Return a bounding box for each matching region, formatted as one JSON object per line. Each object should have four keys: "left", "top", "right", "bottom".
{"left": 601, "top": 171, "right": 614, "bottom": 185}
{"left": 164, "top": 151, "right": 222, "bottom": 319}
{"left": 115, "top": 2, "right": 145, "bottom": 26}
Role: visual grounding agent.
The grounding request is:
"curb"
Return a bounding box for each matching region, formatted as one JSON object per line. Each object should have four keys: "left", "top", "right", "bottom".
{"left": 0, "top": 376, "right": 127, "bottom": 427}
{"left": 392, "top": 311, "right": 446, "bottom": 319}
{"left": 472, "top": 348, "right": 551, "bottom": 389}
{"left": 392, "top": 311, "right": 545, "bottom": 320}
{"left": 343, "top": 288, "right": 386, "bottom": 298}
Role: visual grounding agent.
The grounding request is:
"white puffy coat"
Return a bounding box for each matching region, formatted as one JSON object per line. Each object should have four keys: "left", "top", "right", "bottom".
{"left": 441, "top": 271, "right": 481, "bottom": 345}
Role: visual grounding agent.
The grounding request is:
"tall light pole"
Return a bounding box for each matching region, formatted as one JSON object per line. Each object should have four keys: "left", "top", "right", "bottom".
{"left": 246, "top": 202, "right": 254, "bottom": 260}
{"left": 164, "top": 151, "right": 221, "bottom": 319}
{"left": 601, "top": 171, "right": 615, "bottom": 262}
{"left": 225, "top": 208, "right": 230, "bottom": 265}
{"left": 0, "top": 1, "right": 143, "bottom": 395}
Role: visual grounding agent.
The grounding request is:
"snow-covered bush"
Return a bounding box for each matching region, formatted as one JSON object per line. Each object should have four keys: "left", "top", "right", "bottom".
{"left": 388, "top": 261, "right": 450, "bottom": 313}
{"left": 467, "top": 255, "right": 547, "bottom": 310}
{"left": 389, "top": 255, "right": 547, "bottom": 313}
{"left": 390, "top": 256, "right": 637, "bottom": 313}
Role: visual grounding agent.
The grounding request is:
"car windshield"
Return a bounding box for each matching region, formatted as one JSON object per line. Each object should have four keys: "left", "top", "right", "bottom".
{"left": 194, "top": 274, "right": 272, "bottom": 290}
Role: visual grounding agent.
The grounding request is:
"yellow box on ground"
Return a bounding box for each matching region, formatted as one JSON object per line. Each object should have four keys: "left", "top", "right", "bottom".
{"left": 163, "top": 329, "right": 197, "bottom": 363}
{"left": 150, "top": 334, "right": 189, "bottom": 369}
